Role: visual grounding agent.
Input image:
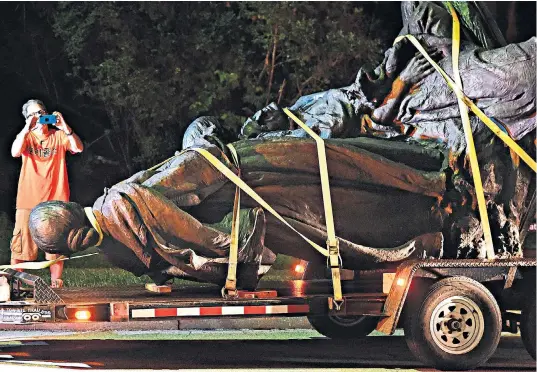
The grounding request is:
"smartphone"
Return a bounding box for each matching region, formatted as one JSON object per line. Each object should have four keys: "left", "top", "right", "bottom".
{"left": 38, "top": 115, "right": 57, "bottom": 125}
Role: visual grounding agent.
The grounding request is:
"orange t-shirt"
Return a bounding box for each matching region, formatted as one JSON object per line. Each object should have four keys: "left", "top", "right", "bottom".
{"left": 16, "top": 129, "right": 72, "bottom": 210}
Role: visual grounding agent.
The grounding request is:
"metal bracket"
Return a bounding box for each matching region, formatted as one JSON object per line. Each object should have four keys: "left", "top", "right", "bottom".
{"left": 221, "top": 286, "right": 239, "bottom": 299}
{"left": 1, "top": 269, "right": 63, "bottom": 304}
{"left": 504, "top": 266, "right": 517, "bottom": 289}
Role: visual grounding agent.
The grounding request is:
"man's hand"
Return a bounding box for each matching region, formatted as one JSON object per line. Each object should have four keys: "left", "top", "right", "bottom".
{"left": 53, "top": 111, "right": 70, "bottom": 133}
{"left": 399, "top": 49, "right": 443, "bottom": 85}
{"left": 12, "top": 116, "right": 36, "bottom": 157}
{"left": 22, "top": 115, "right": 38, "bottom": 134}
{"left": 53, "top": 111, "right": 84, "bottom": 153}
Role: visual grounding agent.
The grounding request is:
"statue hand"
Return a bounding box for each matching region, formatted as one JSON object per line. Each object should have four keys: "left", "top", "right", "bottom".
{"left": 399, "top": 49, "right": 442, "bottom": 85}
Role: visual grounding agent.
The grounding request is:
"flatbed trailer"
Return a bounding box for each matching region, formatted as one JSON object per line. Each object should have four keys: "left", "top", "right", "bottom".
{"left": 1, "top": 258, "right": 535, "bottom": 371}
{"left": 1, "top": 7, "right": 535, "bottom": 370}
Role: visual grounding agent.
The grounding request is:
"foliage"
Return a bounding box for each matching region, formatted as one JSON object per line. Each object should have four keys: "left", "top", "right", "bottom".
{"left": 237, "top": 2, "right": 385, "bottom": 105}
{"left": 43, "top": 2, "right": 396, "bottom": 174}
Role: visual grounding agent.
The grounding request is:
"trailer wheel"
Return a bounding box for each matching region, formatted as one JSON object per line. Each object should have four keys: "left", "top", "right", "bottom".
{"left": 303, "top": 262, "right": 376, "bottom": 338}
{"left": 404, "top": 276, "right": 501, "bottom": 371}
{"left": 521, "top": 289, "right": 536, "bottom": 359}
{"left": 307, "top": 313, "right": 378, "bottom": 339}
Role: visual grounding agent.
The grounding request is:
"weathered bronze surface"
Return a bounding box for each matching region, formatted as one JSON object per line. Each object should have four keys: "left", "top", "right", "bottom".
{"left": 29, "top": 2, "right": 535, "bottom": 288}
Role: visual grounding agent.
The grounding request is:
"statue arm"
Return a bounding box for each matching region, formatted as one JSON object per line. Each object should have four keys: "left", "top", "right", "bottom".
{"left": 370, "top": 77, "right": 412, "bottom": 125}
{"left": 371, "top": 51, "right": 441, "bottom": 125}
{"left": 114, "top": 147, "right": 232, "bottom": 208}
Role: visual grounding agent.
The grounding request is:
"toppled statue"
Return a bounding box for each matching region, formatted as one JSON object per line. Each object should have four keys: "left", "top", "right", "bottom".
{"left": 29, "top": 137, "right": 451, "bottom": 288}
{"left": 28, "top": 2, "right": 535, "bottom": 288}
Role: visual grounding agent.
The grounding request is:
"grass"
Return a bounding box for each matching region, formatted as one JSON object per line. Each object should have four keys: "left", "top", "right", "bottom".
{"left": 25, "top": 251, "right": 299, "bottom": 287}
{"left": 25, "top": 329, "right": 324, "bottom": 341}
{"left": 16, "top": 246, "right": 153, "bottom": 287}
{"left": 32, "top": 267, "right": 155, "bottom": 287}
{"left": 32, "top": 267, "right": 297, "bottom": 287}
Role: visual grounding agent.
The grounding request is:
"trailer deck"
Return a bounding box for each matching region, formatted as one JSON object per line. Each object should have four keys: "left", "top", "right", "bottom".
{"left": 52, "top": 278, "right": 383, "bottom": 305}
{"left": 0, "top": 268, "right": 389, "bottom": 324}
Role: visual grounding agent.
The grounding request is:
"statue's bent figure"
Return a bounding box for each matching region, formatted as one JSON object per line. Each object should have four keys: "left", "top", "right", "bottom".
{"left": 29, "top": 137, "right": 457, "bottom": 288}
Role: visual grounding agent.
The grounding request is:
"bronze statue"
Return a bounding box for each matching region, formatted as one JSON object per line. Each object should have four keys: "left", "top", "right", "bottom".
{"left": 29, "top": 137, "right": 452, "bottom": 287}
{"left": 28, "top": 2, "right": 535, "bottom": 288}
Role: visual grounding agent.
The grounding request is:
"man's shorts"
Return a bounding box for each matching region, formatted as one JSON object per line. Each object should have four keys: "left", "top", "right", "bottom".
{"left": 10, "top": 209, "right": 60, "bottom": 261}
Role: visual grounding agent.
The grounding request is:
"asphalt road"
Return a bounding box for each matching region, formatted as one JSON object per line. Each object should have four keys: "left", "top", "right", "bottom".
{"left": 0, "top": 332, "right": 535, "bottom": 371}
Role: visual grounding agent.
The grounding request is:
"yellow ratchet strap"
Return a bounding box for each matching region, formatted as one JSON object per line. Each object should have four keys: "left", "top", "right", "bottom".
{"left": 145, "top": 150, "right": 184, "bottom": 172}
{"left": 283, "top": 108, "right": 343, "bottom": 306}
{"left": 394, "top": 8, "right": 536, "bottom": 258}
{"left": 223, "top": 144, "right": 241, "bottom": 297}
{"left": 191, "top": 148, "right": 329, "bottom": 257}
{"left": 392, "top": 36, "right": 536, "bottom": 173}
{"left": 448, "top": 5, "right": 494, "bottom": 259}
{"left": 84, "top": 207, "right": 104, "bottom": 247}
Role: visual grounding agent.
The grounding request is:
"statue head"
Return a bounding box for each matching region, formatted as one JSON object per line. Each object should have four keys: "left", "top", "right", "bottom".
{"left": 29, "top": 201, "right": 100, "bottom": 256}
{"left": 240, "top": 102, "right": 289, "bottom": 139}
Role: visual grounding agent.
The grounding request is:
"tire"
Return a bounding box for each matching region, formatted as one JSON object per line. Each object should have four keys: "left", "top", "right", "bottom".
{"left": 307, "top": 313, "right": 378, "bottom": 339}
{"left": 521, "top": 289, "right": 536, "bottom": 359}
{"left": 304, "top": 262, "right": 377, "bottom": 339}
{"left": 404, "top": 276, "right": 501, "bottom": 371}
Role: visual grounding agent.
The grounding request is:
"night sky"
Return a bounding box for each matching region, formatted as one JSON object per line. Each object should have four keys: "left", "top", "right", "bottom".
{"left": 0, "top": 1, "right": 535, "bottom": 221}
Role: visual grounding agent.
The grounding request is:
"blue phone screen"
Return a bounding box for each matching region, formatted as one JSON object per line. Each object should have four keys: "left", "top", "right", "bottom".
{"left": 38, "top": 115, "right": 57, "bottom": 125}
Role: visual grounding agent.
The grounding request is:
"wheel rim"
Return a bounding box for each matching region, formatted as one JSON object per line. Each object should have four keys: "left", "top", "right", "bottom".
{"left": 429, "top": 296, "right": 484, "bottom": 355}
{"left": 328, "top": 315, "right": 368, "bottom": 327}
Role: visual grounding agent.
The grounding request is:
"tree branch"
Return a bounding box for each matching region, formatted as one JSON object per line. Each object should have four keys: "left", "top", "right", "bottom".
{"left": 277, "top": 78, "right": 286, "bottom": 105}
{"left": 265, "top": 24, "right": 278, "bottom": 106}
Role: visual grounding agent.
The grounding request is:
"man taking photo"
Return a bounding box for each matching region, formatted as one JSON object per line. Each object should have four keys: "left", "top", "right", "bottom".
{"left": 10, "top": 99, "right": 83, "bottom": 288}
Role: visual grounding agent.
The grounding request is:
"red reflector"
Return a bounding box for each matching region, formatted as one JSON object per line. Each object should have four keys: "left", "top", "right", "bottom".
{"left": 288, "top": 304, "right": 310, "bottom": 313}
{"left": 244, "top": 306, "right": 266, "bottom": 315}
